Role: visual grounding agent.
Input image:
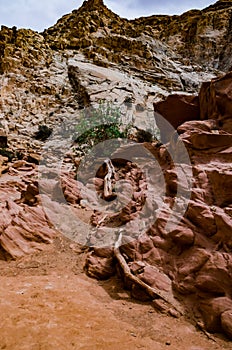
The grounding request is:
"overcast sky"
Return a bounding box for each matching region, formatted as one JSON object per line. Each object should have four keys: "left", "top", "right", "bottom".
{"left": 0, "top": 0, "right": 215, "bottom": 32}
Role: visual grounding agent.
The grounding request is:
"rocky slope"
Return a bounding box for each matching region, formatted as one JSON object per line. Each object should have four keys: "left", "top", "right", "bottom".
{"left": 133, "top": 0, "right": 232, "bottom": 71}
{"left": 44, "top": 0, "right": 232, "bottom": 71}
{"left": 2, "top": 0, "right": 232, "bottom": 156}
{"left": 83, "top": 71, "right": 232, "bottom": 339}
{"left": 0, "top": 0, "right": 232, "bottom": 341}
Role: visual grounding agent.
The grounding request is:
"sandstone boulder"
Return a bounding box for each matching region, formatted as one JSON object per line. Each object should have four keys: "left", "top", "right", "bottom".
{"left": 199, "top": 72, "right": 232, "bottom": 133}
{"left": 154, "top": 94, "right": 200, "bottom": 143}
{"left": 0, "top": 163, "right": 57, "bottom": 259}
{"left": 84, "top": 250, "right": 116, "bottom": 280}
{"left": 221, "top": 310, "right": 232, "bottom": 340}
{"left": 199, "top": 297, "right": 232, "bottom": 334}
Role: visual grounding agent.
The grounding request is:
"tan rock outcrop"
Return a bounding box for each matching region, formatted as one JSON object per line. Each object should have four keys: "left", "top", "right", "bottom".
{"left": 0, "top": 0, "right": 232, "bottom": 341}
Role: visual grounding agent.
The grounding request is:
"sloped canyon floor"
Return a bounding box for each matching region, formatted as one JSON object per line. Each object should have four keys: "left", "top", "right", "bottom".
{"left": 0, "top": 0, "right": 232, "bottom": 347}
{"left": 0, "top": 238, "right": 231, "bottom": 350}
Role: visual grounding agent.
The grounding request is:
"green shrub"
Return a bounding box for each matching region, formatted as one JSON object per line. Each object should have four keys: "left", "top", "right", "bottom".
{"left": 74, "top": 100, "right": 130, "bottom": 148}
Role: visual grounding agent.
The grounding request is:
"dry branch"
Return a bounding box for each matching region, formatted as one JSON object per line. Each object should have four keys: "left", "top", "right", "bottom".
{"left": 103, "top": 158, "right": 115, "bottom": 199}
{"left": 114, "top": 232, "right": 184, "bottom": 315}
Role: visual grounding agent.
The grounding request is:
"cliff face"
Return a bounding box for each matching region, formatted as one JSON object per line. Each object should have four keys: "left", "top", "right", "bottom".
{"left": 1, "top": 0, "right": 232, "bottom": 76}
{"left": 164, "top": 0, "right": 232, "bottom": 71}
{"left": 132, "top": 1, "right": 232, "bottom": 71}
{"left": 0, "top": 0, "right": 232, "bottom": 342}
{"left": 44, "top": 0, "right": 232, "bottom": 71}
{"left": 1, "top": 0, "right": 232, "bottom": 154}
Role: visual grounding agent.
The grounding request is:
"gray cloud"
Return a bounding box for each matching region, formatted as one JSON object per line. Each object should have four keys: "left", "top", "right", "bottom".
{"left": 107, "top": 0, "right": 214, "bottom": 19}
{"left": 0, "top": 0, "right": 214, "bottom": 32}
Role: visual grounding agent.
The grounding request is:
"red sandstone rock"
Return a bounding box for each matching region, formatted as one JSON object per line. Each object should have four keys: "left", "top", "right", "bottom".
{"left": 138, "top": 233, "right": 154, "bottom": 254}
{"left": 20, "top": 182, "right": 39, "bottom": 205}
{"left": 138, "top": 265, "right": 172, "bottom": 293}
{"left": 207, "top": 170, "right": 232, "bottom": 207}
{"left": 213, "top": 207, "right": 232, "bottom": 245}
{"left": 84, "top": 251, "right": 115, "bottom": 280}
{"left": 61, "top": 175, "right": 84, "bottom": 205}
{"left": 177, "top": 119, "right": 216, "bottom": 134}
{"left": 195, "top": 252, "right": 232, "bottom": 296}
{"left": 177, "top": 248, "right": 210, "bottom": 277}
{"left": 221, "top": 310, "right": 232, "bottom": 340}
{"left": 141, "top": 247, "right": 162, "bottom": 265}
{"left": 154, "top": 94, "right": 200, "bottom": 143}
{"left": 84, "top": 72, "right": 232, "bottom": 338}
{"left": 128, "top": 261, "right": 173, "bottom": 301}
{"left": 186, "top": 200, "right": 216, "bottom": 236}
{"left": 169, "top": 226, "right": 195, "bottom": 246}
{"left": 150, "top": 235, "right": 173, "bottom": 251}
{"left": 0, "top": 204, "right": 56, "bottom": 259}
{"left": 0, "top": 155, "right": 9, "bottom": 176}
{"left": 190, "top": 132, "right": 232, "bottom": 150}
{"left": 199, "top": 297, "right": 232, "bottom": 334}
{"left": 93, "top": 246, "right": 114, "bottom": 259}
{"left": 199, "top": 72, "right": 232, "bottom": 132}
{"left": 0, "top": 164, "right": 57, "bottom": 259}
{"left": 0, "top": 70, "right": 231, "bottom": 340}
{"left": 120, "top": 235, "right": 142, "bottom": 261}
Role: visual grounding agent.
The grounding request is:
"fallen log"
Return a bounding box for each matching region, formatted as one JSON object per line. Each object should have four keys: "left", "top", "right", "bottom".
{"left": 103, "top": 158, "right": 116, "bottom": 200}
{"left": 114, "top": 231, "right": 184, "bottom": 315}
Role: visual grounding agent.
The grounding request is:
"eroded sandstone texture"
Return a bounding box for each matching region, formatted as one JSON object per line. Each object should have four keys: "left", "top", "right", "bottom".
{"left": 86, "top": 72, "right": 232, "bottom": 339}
{"left": 0, "top": 0, "right": 232, "bottom": 341}
{"left": 0, "top": 161, "right": 57, "bottom": 259}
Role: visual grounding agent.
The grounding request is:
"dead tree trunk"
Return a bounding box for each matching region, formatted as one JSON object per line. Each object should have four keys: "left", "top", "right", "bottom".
{"left": 114, "top": 232, "right": 184, "bottom": 315}
{"left": 103, "top": 158, "right": 116, "bottom": 200}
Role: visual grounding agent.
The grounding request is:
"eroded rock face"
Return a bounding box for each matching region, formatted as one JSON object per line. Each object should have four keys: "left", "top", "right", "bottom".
{"left": 133, "top": 0, "right": 232, "bottom": 71}
{"left": 199, "top": 71, "right": 232, "bottom": 133}
{"left": 156, "top": 74, "right": 232, "bottom": 338}
{"left": 1, "top": 0, "right": 229, "bottom": 159}
{"left": 0, "top": 161, "right": 57, "bottom": 259}
{"left": 43, "top": 0, "right": 232, "bottom": 73}
{"left": 86, "top": 71, "right": 232, "bottom": 340}
{"left": 0, "top": 0, "right": 232, "bottom": 341}
{"left": 154, "top": 94, "right": 200, "bottom": 143}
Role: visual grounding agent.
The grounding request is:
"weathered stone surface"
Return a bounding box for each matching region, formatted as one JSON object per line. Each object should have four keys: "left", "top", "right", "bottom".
{"left": 221, "top": 310, "right": 232, "bottom": 340}
{"left": 199, "top": 297, "right": 232, "bottom": 334}
{"left": 137, "top": 1, "right": 232, "bottom": 71}
{"left": 0, "top": 0, "right": 232, "bottom": 341}
{"left": 0, "top": 155, "right": 9, "bottom": 176}
{"left": 120, "top": 236, "right": 142, "bottom": 261}
{"left": 138, "top": 233, "right": 154, "bottom": 254}
{"left": 154, "top": 94, "right": 200, "bottom": 143}
{"left": 177, "top": 248, "right": 210, "bottom": 277}
{"left": 136, "top": 264, "right": 172, "bottom": 293}
{"left": 44, "top": 0, "right": 232, "bottom": 74}
{"left": 169, "top": 226, "right": 195, "bottom": 246}
{"left": 199, "top": 72, "right": 232, "bottom": 133}
{"left": 0, "top": 164, "right": 57, "bottom": 259}
{"left": 1, "top": 0, "right": 228, "bottom": 158}
{"left": 186, "top": 200, "right": 216, "bottom": 236}
{"left": 84, "top": 251, "right": 116, "bottom": 280}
